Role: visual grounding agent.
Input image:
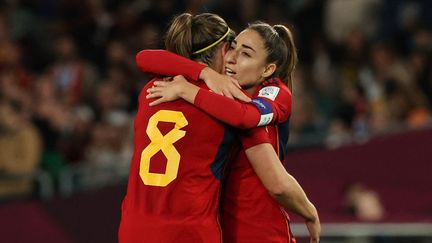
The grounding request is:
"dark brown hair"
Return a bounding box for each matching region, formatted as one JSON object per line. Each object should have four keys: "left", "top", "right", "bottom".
{"left": 247, "top": 22, "right": 298, "bottom": 91}
{"left": 164, "top": 13, "right": 235, "bottom": 66}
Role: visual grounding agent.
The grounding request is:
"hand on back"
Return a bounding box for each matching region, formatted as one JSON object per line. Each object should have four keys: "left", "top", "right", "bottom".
{"left": 146, "top": 75, "right": 188, "bottom": 106}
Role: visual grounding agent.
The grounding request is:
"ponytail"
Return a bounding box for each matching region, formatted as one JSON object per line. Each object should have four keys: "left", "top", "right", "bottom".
{"left": 164, "top": 13, "right": 234, "bottom": 66}
{"left": 273, "top": 25, "right": 297, "bottom": 91}
{"left": 164, "top": 13, "right": 193, "bottom": 59}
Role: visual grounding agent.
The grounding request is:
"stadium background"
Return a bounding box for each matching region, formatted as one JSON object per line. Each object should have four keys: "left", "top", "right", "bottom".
{"left": 0, "top": 0, "right": 431, "bottom": 242}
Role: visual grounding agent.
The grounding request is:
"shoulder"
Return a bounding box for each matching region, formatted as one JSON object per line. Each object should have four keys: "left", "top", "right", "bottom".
{"left": 256, "top": 77, "right": 291, "bottom": 102}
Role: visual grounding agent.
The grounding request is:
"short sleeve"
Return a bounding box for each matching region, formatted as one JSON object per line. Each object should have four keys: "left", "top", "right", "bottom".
{"left": 239, "top": 127, "right": 270, "bottom": 149}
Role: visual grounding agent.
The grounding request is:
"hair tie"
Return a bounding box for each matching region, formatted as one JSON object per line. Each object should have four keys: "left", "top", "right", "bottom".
{"left": 192, "top": 28, "right": 231, "bottom": 55}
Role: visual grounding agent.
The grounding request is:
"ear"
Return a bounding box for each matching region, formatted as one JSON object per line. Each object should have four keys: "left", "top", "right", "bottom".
{"left": 262, "top": 63, "right": 277, "bottom": 79}
{"left": 221, "top": 42, "right": 230, "bottom": 56}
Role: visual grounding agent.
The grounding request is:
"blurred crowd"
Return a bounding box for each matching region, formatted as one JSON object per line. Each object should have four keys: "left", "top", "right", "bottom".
{"left": 0, "top": 0, "right": 431, "bottom": 200}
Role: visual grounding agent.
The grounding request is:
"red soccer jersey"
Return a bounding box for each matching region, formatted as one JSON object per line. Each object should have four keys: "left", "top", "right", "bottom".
{"left": 119, "top": 76, "right": 270, "bottom": 243}
{"left": 221, "top": 80, "right": 295, "bottom": 243}
{"left": 135, "top": 50, "right": 295, "bottom": 242}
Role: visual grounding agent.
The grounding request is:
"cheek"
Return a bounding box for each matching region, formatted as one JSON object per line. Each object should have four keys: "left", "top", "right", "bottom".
{"left": 237, "top": 62, "right": 263, "bottom": 85}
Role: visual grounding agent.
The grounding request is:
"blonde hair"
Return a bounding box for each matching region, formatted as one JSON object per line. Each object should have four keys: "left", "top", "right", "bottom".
{"left": 164, "top": 13, "right": 235, "bottom": 66}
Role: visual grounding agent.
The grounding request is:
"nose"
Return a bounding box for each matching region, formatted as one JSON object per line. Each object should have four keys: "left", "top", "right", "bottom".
{"left": 225, "top": 49, "right": 237, "bottom": 64}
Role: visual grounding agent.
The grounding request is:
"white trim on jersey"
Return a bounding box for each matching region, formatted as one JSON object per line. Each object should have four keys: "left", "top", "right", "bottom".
{"left": 258, "top": 113, "right": 274, "bottom": 126}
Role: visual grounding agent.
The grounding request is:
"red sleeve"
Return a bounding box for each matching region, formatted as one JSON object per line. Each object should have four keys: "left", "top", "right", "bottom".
{"left": 239, "top": 127, "right": 271, "bottom": 149}
{"left": 192, "top": 78, "right": 292, "bottom": 129}
{"left": 251, "top": 78, "right": 292, "bottom": 126}
{"left": 135, "top": 49, "right": 206, "bottom": 81}
{"left": 194, "top": 88, "right": 261, "bottom": 129}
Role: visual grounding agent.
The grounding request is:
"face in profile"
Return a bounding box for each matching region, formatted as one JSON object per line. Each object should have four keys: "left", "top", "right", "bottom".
{"left": 223, "top": 29, "right": 274, "bottom": 90}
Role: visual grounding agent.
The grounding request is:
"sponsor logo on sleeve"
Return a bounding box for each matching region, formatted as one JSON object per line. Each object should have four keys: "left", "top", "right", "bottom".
{"left": 258, "top": 86, "right": 280, "bottom": 101}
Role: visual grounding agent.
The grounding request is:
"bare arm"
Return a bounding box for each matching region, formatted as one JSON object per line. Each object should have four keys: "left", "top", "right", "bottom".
{"left": 245, "top": 143, "right": 321, "bottom": 243}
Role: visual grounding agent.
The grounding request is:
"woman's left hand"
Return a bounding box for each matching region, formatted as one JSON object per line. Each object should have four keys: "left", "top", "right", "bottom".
{"left": 146, "top": 75, "right": 188, "bottom": 106}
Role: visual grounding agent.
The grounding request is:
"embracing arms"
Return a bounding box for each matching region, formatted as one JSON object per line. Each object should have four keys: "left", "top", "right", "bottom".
{"left": 138, "top": 50, "right": 290, "bottom": 128}
{"left": 136, "top": 49, "right": 247, "bottom": 99}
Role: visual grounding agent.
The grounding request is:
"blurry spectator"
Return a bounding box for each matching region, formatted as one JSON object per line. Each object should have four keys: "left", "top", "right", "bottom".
{"left": 106, "top": 64, "right": 136, "bottom": 111}
{"left": 325, "top": 82, "right": 362, "bottom": 148}
{"left": 80, "top": 111, "right": 132, "bottom": 189}
{"left": 343, "top": 182, "right": 385, "bottom": 221}
{"left": 310, "top": 35, "right": 341, "bottom": 123}
{"left": 338, "top": 29, "right": 369, "bottom": 87}
{"left": 92, "top": 81, "right": 128, "bottom": 121}
{"left": 76, "top": 80, "right": 132, "bottom": 189}
{"left": 238, "top": 0, "right": 260, "bottom": 23}
{"left": 32, "top": 75, "right": 71, "bottom": 183}
{"left": 408, "top": 44, "right": 432, "bottom": 108}
{"left": 342, "top": 82, "right": 370, "bottom": 143}
{"left": 87, "top": 0, "right": 114, "bottom": 47}
{"left": 110, "top": 1, "right": 144, "bottom": 38}
{"left": 0, "top": 42, "right": 33, "bottom": 93}
{"left": 60, "top": 105, "right": 95, "bottom": 164}
{"left": 0, "top": 97, "right": 42, "bottom": 199}
{"left": 103, "top": 40, "right": 139, "bottom": 110}
{"left": 105, "top": 39, "right": 135, "bottom": 68}
{"left": 369, "top": 42, "right": 411, "bottom": 86}
{"left": 130, "top": 22, "right": 161, "bottom": 54}
{"left": 384, "top": 78, "right": 431, "bottom": 129}
{"left": 49, "top": 35, "right": 99, "bottom": 106}
{"left": 289, "top": 92, "right": 326, "bottom": 148}
{"left": 325, "top": 0, "right": 382, "bottom": 44}
{"left": 3, "top": 0, "right": 52, "bottom": 72}
{"left": 325, "top": 118, "right": 353, "bottom": 149}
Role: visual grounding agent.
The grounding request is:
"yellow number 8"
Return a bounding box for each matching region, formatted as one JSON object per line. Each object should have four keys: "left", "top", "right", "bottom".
{"left": 140, "top": 110, "right": 188, "bottom": 187}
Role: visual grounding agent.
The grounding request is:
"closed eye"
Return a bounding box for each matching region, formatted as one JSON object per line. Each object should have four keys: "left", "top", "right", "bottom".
{"left": 242, "top": 52, "right": 251, "bottom": 57}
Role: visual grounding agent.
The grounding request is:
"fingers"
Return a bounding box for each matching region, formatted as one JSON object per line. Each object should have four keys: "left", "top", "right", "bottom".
{"left": 222, "top": 90, "right": 234, "bottom": 99}
{"left": 212, "top": 90, "right": 224, "bottom": 96}
{"left": 231, "top": 78, "right": 241, "bottom": 89}
{"left": 173, "top": 75, "right": 186, "bottom": 82}
{"left": 146, "top": 86, "right": 165, "bottom": 99}
{"left": 153, "top": 81, "right": 169, "bottom": 87}
{"left": 149, "top": 98, "right": 165, "bottom": 106}
{"left": 310, "top": 235, "right": 320, "bottom": 242}
{"left": 147, "top": 87, "right": 161, "bottom": 95}
{"left": 309, "top": 234, "right": 320, "bottom": 243}
{"left": 217, "top": 82, "right": 250, "bottom": 102}
{"left": 146, "top": 92, "right": 162, "bottom": 99}
{"left": 306, "top": 220, "right": 321, "bottom": 243}
{"left": 233, "top": 89, "right": 251, "bottom": 102}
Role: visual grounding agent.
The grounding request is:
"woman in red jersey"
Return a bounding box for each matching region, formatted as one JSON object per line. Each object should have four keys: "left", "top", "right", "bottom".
{"left": 121, "top": 13, "right": 319, "bottom": 243}
{"left": 141, "top": 21, "right": 319, "bottom": 243}
{"left": 120, "top": 13, "right": 245, "bottom": 243}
